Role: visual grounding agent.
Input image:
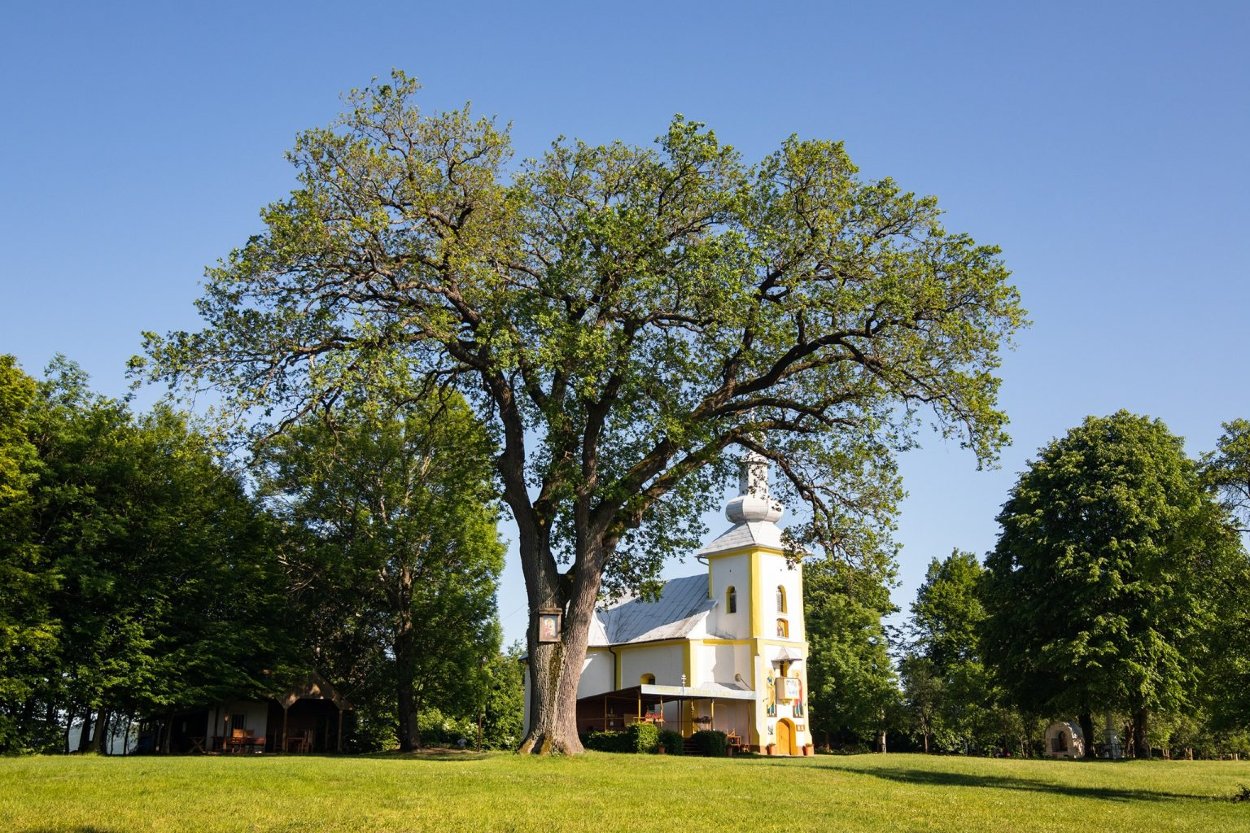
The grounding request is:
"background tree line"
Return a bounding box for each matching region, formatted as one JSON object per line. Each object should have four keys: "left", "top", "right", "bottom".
{"left": 7, "top": 348, "right": 1248, "bottom": 759}
{"left": 0, "top": 355, "right": 523, "bottom": 754}
{"left": 806, "top": 412, "right": 1250, "bottom": 759}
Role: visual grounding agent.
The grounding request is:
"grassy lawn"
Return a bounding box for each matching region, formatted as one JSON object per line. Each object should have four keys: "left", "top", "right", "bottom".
{"left": 2, "top": 751, "right": 1248, "bottom": 833}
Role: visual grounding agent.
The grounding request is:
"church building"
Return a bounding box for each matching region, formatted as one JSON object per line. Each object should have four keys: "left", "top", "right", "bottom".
{"left": 568, "top": 452, "right": 811, "bottom": 755}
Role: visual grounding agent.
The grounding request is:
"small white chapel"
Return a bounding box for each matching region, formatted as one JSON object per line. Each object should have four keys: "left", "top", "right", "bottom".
{"left": 566, "top": 451, "right": 812, "bottom": 755}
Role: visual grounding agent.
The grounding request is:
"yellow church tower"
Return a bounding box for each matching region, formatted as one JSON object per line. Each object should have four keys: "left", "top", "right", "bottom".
{"left": 699, "top": 451, "right": 810, "bottom": 755}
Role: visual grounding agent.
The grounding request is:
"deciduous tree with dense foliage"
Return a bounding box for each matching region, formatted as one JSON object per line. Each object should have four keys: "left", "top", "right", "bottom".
{"left": 904, "top": 550, "right": 1017, "bottom": 754}
{"left": 804, "top": 561, "right": 900, "bottom": 751}
{"left": 140, "top": 73, "right": 1025, "bottom": 753}
{"left": 0, "top": 358, "right": 288, "bottom": 753}
{"left": 1198, "top": 419, "right": 1250, "bottom": 736}
{"left": 1203, "top": 419, "right": 1250, "bottom": 532}
{"left": 256, "top": 391, "right": 503, "bottom": 752}
{"left": 0, "top": 356, "right": 58, "bottom": 751}
{"left": 982, "top": 411, "right": 1242, "bottom": 757}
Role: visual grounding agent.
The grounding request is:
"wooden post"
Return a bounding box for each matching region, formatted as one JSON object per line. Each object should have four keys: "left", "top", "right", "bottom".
{"left": 281, "top": 705, "right": 289, "bottom": 754}
{"left": 336, "top": 707, "right": 344, "bottom": 753}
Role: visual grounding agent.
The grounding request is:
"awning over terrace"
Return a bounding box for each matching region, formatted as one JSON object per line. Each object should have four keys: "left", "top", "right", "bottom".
{"left": 576, "top": 683, "right": 755, "bottom": 737}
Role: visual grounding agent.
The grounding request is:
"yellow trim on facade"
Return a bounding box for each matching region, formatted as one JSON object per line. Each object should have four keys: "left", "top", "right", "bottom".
{"left": 753, "top": 639, "right": 809, "bottom": 649}
{"left": 684, "top": 640, "right": 696, "bottom": 686}
{"left": 614, "top": 639, "right": 691, "bottom": 651}
{"left": 702, "top": 638, "right": 750, "bottom": 646}
{"left": 702, "top": 544, "right": 787, "bottom": 560}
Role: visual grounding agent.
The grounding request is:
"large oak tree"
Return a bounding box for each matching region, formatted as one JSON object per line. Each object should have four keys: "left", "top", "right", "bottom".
{"left": 140, "top": 73, "right": 1025, "bottom": 753}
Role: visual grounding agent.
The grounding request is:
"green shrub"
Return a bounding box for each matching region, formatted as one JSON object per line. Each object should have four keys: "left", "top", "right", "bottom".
{"left": 692, "top": 729, "right": 728, "bottom": 757}
{"left": 628, "top": 722, "right": 659, "bottom": 753}
{"left": 583, "top": 731, "right": 630, "bottom": 753}
{"left": 584, "top": 723, "right": 660, "bottom": 753}
{"left": 415, "top": 708, "right": 477, "bottom": 749}
{"left": 658, "top": 729, "right": 684, "bottom": 755}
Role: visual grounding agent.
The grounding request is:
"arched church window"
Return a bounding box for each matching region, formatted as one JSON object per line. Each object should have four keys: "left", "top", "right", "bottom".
{"left": 726, "top": 586, "right": 737, "bottom": 614}
{"left": 777, "top": 585, "right": 787, "bottom": 613}
{"left": 776, "top": 618, "right": 789, "bottom": 638}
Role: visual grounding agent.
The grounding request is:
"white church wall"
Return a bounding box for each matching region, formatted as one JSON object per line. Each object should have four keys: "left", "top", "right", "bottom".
{"left": 619, "top": 643, "right": 686, "bottom": 688}
{"left": 756, "top": 556, "right": 805, "bottom": 642}
{"left": 577, "top": 649, "right": 615, "bottom": 698}
{"left": 699, "top": 641, "right": 749, "bottom": 687}
{"left": 707, "top": 552, "right": 749, "bottom": 639}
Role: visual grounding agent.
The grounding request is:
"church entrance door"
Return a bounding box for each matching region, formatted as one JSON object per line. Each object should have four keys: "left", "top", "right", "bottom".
{"left": 776, "top": 719, "right": 797, "bottom": 756}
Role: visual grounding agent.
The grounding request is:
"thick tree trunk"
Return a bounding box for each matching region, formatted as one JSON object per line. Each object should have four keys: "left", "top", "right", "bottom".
{"left": 63, "top": 703, "right": 78, "bottom": 754}
{"left": 1132, "top": 708, "right": 1150, "bottom": 759}
{"left": 76, "top": 707, "right": 93, "bottom": 752}
{"left": 92, "top": 709, "right": 110, "bottom": 754}
{"left": 395, "top": 566, "right": 418, "bottom": 752}
{"left": 487, "top": 368, "right": 625, "bottom": 756}
{"left": 520, "top": 639, "right": 581, "bottom": 755}
{"left": 517, "top": 534, "right": 611, "bottom": 755}
{"left": 1078, "top": 712, "right": 1094, "bottom": 758}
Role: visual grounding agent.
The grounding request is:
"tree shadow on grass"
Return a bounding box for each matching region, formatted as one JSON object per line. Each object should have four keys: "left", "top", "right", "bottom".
{"left": 825, "top": 765, "right": 1198, "bottom": 803}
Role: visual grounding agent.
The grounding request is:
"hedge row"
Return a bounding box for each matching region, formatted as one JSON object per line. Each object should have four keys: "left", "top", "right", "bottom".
{"left": 582, "top": 726, "right": 731, "bottom": 756}
{"left": 583, "top": 722, "right": 659, "bottom": 753}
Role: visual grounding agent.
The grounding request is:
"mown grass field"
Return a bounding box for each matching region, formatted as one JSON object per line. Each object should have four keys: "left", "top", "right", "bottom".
{"left": 2, "top": 751, "right": 1248, "bottom": 833}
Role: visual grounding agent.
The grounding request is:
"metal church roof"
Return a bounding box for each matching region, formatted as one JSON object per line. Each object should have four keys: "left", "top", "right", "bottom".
{"left": 589, "top": 574, "right": 714, "bottom": 646}
{"left": 697, "top": 519, "right": 786, "bottom": 556}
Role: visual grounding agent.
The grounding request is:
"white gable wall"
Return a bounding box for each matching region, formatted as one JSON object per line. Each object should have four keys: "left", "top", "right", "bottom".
{"left": 706, "top": 552, "right": 750, "bottom": 639}
{"left": 578, "top": 648, "right": 615, "bottom": 698}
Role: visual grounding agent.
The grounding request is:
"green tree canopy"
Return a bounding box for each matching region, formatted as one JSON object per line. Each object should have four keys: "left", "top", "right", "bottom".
{"left": 140, "top": 73, "right": 1025, "bottom": 752}
{"left": 0, "top": 356, "right": 58, "bottom": 750}
{"left": 981, "top": 411, "right": 1242, "bottom": 757}
{"left": 1197, "top": 419, "right": 1250, "bottom": 736}
{"left": 804, "top": 560, "right": 900, "bottom": 750}
{"left": 903, "top": 549, "right": 1017, "bottom": 754}
{"left": 1202, "top": 419, "right": 1250, "bottom": 532}
{"left": 910, "top": 550, "right": 985, "bottom": 672}
{"left": 2, "top": 358, "right": 289, "bottom": 753}
{"left": 256, "top": 390, "right": 504, "bottom": 751}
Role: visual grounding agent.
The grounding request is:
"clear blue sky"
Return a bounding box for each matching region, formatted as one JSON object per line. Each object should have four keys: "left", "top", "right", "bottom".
{"left": 3, "top": 1, "right": 1248, "bottom": 645}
